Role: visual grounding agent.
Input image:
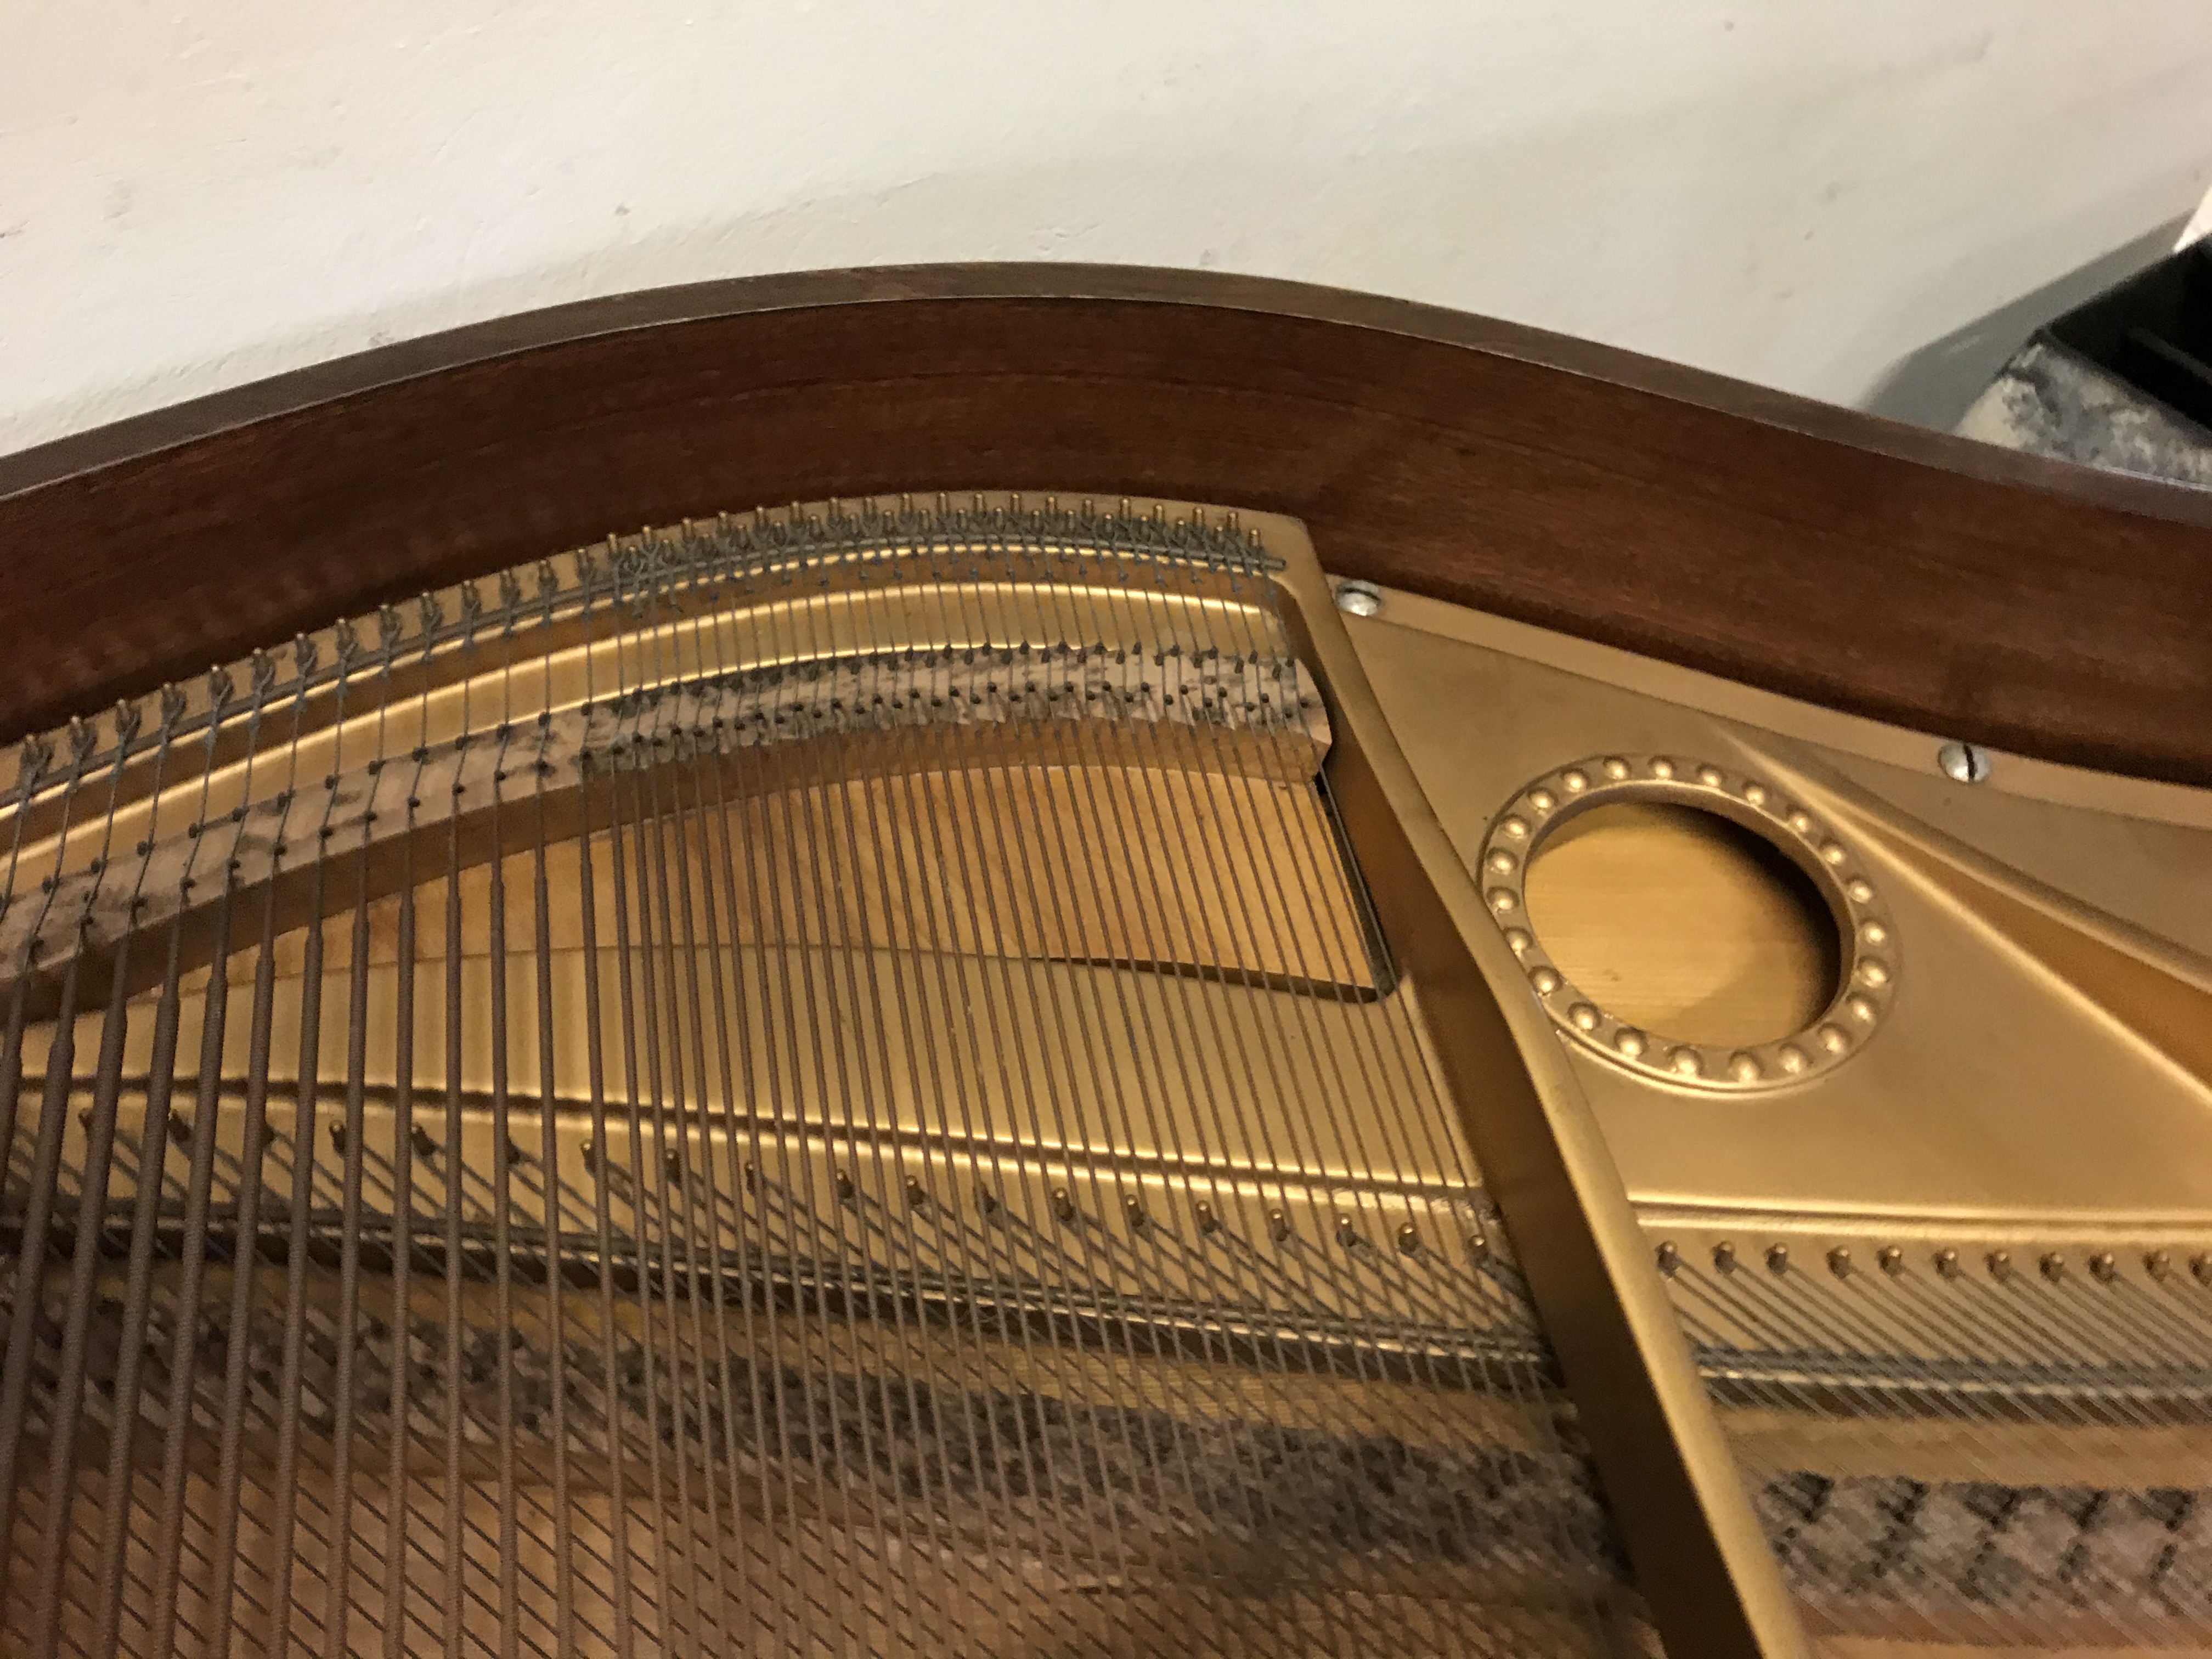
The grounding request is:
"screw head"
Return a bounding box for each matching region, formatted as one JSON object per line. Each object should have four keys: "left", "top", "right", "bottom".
{"left": 1334, "top": 581, "right": 1383, "bottom": 619}
{"left": 1937, "top": 741, "right": 1992, "bottom": 784}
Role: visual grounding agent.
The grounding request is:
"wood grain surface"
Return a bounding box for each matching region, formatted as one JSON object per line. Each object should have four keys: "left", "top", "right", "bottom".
{"left": 3, "top": 264, "right": 2210, "bottom": 781}
{"left": 1523, "top": 803, "right": 1838, "bottom": 1047}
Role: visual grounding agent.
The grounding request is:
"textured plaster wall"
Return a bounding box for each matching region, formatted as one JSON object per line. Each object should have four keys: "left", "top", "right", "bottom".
{"left": 4, "top": 2, "right": 2212, "bottom": 454}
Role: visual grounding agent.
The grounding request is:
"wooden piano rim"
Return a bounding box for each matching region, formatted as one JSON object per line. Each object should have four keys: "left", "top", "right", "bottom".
{"left": 2, "top": 263, "right": 2211, "bottom": 783}
{"left": 2, "top": 270, "right": 2208, "bottom": 1659}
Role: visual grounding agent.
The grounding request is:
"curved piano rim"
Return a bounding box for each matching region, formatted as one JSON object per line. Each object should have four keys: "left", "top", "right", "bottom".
{"left": 2, "top": 262, "right": 2210, "bottom": 780}
{"left": 2, "top": 267, "right": 2208, "bottom": 1659}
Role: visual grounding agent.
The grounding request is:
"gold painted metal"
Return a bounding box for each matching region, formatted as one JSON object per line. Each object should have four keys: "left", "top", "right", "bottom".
{"left": 1479, "top": 753, "right": 1896, "bottom": 1092}
{"left": 1346, "top": 578, "right": 2212, "bottom": 1657}
{"left": 1283, "top": 551, "right": 1814, "bottom": 1659}
{"left": 1345, "top": 585, "right": 2212, "bottom": 1233}
{"left": 1523, "top": 802, "right": 1838, "bottom": 1047}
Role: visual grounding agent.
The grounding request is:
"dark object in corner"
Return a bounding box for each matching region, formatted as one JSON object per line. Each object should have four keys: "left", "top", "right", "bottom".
{"left": 2051, "top": 235, "right": 2212, "bottom": 432}
{"left": 1961, "top": 238, "right": 2212, "bottom": 489}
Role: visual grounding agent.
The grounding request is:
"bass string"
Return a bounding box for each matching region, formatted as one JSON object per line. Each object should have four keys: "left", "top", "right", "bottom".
{"left": 0, "top": 721, "right": 109, "bottom": 1558}
{"left": 1225, "top": 569, "right": 1628, "bottom": 1616}
{"left": 891, "top": 527, "right": 1250, "bottom": 1655}
{"left": 21, "top": 701, "right": 153, "bottom": 1659}
{"left": 916, "top": 522, "right": 1575, "bottom": 1654}
{"left": 707, "top": 532, "right": 1030, "bottom": 1652}
{"left": 871, "top": 517, "right": 1583, "bottom": 1654}
{"left": 715, "top": 529, "right": 1037, "bottom": 1644}
{"left": 528, "top": 550, "right": 584, "bottom": 1659}
{"left": 757, "top": 526, "right": 1081, "bottom": 1652}
{"left": 1098, "top": 532, "right": 1620, "bottom": 1637}
{"left": 625, "top": 540, "right": 844, "bottom": 1651}
{"left": 625, "top": 532, "right": 843, "bottom": 1650}
{"left": 624, "top": 560, "right": 814, "bottom": 1654}
{"left": 673, "top": 527, "right": 882, "bottom": 1654}
{"left": 570, "top": 563, "right": 647, "bottom": 1659}
{"left": 871, "top": 528, "right": 1256, "bottom": 1654}
{"left": 381, "top": 595, "right": 439, "bottom": 1659}
{"left": 646, "top": 526, "right": 1265, "bottom": 1654}
{"left": 320, "top": 618, "right": 388, "bottom": 1659}
{"left": 6, "top": 509, "right": 1692, "bottom": 1656}
{"left": 193, "top": 646, "right": 316, "bottom": 1650}
{"left": 82, "top": 702, "right": 197, "bottom": 1658}
{"left": 939, "top": 524, "right": 1447, "bottom": 1652}
{"left": 822, "top": 531, "right": 1155, "bottom": 1645}
{"left": 852, "top": 533, "right": 1278, "bottom": 1602}
{"left": 668, "top": 528, "right": 832, "bottom": 1654}
{"left": 602, "top": 552, "right": 713, "bottom": 1657}
{"left": 137, "top": 662, "right": 269, "bottom": 1659}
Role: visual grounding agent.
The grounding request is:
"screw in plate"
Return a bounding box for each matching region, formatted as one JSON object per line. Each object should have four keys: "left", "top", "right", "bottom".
{"left": 1937, "top": 741, "right": 1992, "bottom": 784}
{"left": 1333, "top": 581, "right": 1382, "bottom": 619}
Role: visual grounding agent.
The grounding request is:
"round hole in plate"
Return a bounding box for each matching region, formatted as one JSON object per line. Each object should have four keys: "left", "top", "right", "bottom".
{"left": 1523, "top": 802, "right": 1841, "bottom": 1048}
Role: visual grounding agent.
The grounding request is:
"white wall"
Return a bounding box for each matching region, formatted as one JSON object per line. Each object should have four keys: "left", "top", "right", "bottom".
{"left": 5, "top": 2, "right": 2211, "bottom": 455}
